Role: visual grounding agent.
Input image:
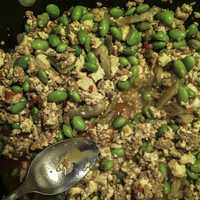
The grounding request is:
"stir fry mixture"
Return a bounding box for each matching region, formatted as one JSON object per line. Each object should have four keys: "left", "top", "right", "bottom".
{"left": 0, "top": 1, "right": 200, "bottom": 200}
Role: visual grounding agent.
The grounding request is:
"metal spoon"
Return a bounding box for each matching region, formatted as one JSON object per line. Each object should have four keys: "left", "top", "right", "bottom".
{"left": 4, "top": 138, "right": 99, "bottom": 200}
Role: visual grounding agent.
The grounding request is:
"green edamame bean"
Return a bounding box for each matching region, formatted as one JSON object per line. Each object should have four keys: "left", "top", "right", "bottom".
{"left": 56, "top": 43, "right": 68, "bottom": 53}
{"left": 110, "top": 27, "right": 122, "bottom": 41}
{"left": 190, "top": 161, "right": 200, "bottom": 173}
{"left": 32, "top": 39, "right": 49, "bottom": 51}
{"left": 132, "top": 112, "right": 145, "bottom": 123}
{"left": 125, "top": 7, "right": 136, "bottom": 16}
{"left": 110, "top": 7, "right": 124, "bottom": 18}
{"left": 111, "top": 147, "right": 125, "bottom": 157}
{"left": 123, "top": 46, "right": 137, "bottom": 56}
{"left": 169, "top": 29, "right": 186, "bottom": 41}
{"left": 86, "top": 52, "right": 97, "bottom": 64}
{"left": 14, "top": 55, "right": 30, "bottom": 70}
{"left": 130, "top": 65, "right": 139, "bottom": 82}
{"left": 141, "top": 141, "right": 154, "bottom": 153}
{"left": 119, "top": 57, "right": 129, "bottom": 67}
{"left": 81, "top": 13, "right": 94, "bottom": 21}
{"left": 78, "top": 30, "right": 88, "bottom": 45}
{"left": 156, "top": 124, "right": 170, "bottom": 139}
{"left": 31, "top": 106, "right": 39, "bottom": 121}
{"left": 22, "top": 80, "right": 29, "bottom": 92}
{"left": 136, "top": 22, "right": 151, "bottom": 31}
{"left": 24, "top": 24, "right": 32, "bottom": 32}
{"left": 177, "top": 86, "right": 189, "bottom": 103}
{"left": 9, "top": 98, "right": 27, "bottom": 114}
{"left": 187, "top": 169, "right": 199, "bottom": 180}
{"left": 187, "top": 87, "right": 196, "bottom": 98}
{"left": 117, "top": 80, "right": 131, "bottom": 91}
{"left": 71, "top": 116, "right": 86, "bottom": 131}
{"left": 127, "top": 29, "right": 141, "bottom": 46}
{"left": 159, "top": 163, "right": 168, "bottom": 177}
{"left": 37, "top": 69, "right": 49, "bottom": 84}
{"left": 56, "top": 130, "right": 64, "bottom": 141}
{"left": 173, "top": 40, "right": 186, "bottom": 49}
{"left": 182, "top": 56, "right": 196, "bottom": 71}
{"left": 58, "top": 15, "right": 69, "bottom": 26}
{"left": 18, "top": 0, "right": 36, "bottom": 7}
{"left": 112, "top": 116, "right": 127, "bottom": 129}
{"left": 141, "top": 90, "right": 152, "bottom": 102}
{"left": 128, "top": 56, "right": 139, "bottom": 66}
{"left": 68, "top": 90, "right": 81, "bottom": 103}
{"left": 188, "top": 39, "right": 200, "bottom": 51}
{"left": 48, "top": 34, "right": 61, "bottom": 48}
{"left": 47, "top": 90, "right": 68, "bottom": 103}
{"left": 186, "top": 23, "right": 199, "bottom": 38}
{"left": 12, "top": 85, "right": 23, "bottom": 93}
{"left": 99, "top": 18, "right": 110, "bottom": 37}
{"left": 152, "top": 31, "right": 169, "bottom": 41}
{"left": 158, "top": 10, "right": 174, "bottom": 26}
{"left": 152, "top": 41, "right": 166, "bottom": 50}
{"left": 163, "top": 182, "right": 171, "bottom": 194}
{"left": 136, "top": 4, "right": 150, "bottom": 14}
{"left": 46, "top": 4, "right": 60, "bottom": 18}
{"left": 63, "top": 124, "right": 73, "bottom": 138}
{"left": 197, "top": 152, "right": 200, "bottom": 160}
{"left": 71, "top": 6, "right": 83, "bottom": 21}
{"left": 80, "top": 6, "right": 87, "bottom": 15}
{"left": 37, "top": 12, "right": 49, "bottom": 28}
{"left": 84, "top": 36, "right": 91, "bottom": 52}
{"left": 100, "top": 159, "right": 113, "bottom": 171}
{"left": 11, "top": 123, "right": 20, "bottom": 129}
{"left": 52, "top": 25, "right": 63, "bottom": 35}
{"left": 169, "top": 123, "right": 179, "bottom": 132}
{"left": 173, "top": 60, "right": 187, "bottom": 78}
{"left": 142, "top": 106, "right": 154, "bottom": 119}
{"left": 74, "top": 45, "right": 82, "bottom": 56}
{"left": 85, "top": 62, "right": 98, "bottom": 73}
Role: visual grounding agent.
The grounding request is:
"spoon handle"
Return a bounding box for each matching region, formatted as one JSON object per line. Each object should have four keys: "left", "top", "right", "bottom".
{"left": 3, "top": 183, "right": 29, "bottom": 200}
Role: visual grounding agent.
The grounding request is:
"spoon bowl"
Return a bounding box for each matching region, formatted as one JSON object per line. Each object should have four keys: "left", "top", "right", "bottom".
{"left": 4, "top": 138, "right": 99, "bottom": 200}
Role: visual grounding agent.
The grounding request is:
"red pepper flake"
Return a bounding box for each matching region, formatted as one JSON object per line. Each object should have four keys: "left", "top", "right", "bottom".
{"left": 88, "top": 85, "right": 94, "bottom": 93}
{"left": 143, "top": 42, "right": 152, "bottom": 49}
{"left": 29, "top": 93, "right": 42, "bottom": 106}
{"left": 4, "top": 89, "right": 15, "bottom": 101}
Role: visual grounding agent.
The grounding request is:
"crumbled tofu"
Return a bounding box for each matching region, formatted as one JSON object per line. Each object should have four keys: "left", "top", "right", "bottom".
{"left": 140, "top": 178, "right": 150, "bottom": 187}
{"left": 158, "top": 52, "right": 172, "bottom": 67}
{"left": 191, "top": 98, "right": 200, "bottom": 108}
{"left": 20, "top": 118, "right": 33, "bottom": 133}
{"left": 77, "top": 76, "right": 96, "bottom": 91}
{"left": 36, "top": 54, "right": 51, "bottom": 69}
{"left": 180, "top": 153, "right": 196, "bottom": 164}
{"left": 99, "top": 147, "right": 111, "bottom": 158}
{"left": 122, "top": 25, "right": 130, "bottom": 41}
{"left": 86, "top": 180, "right": 98, "bottom": 194}
{"left": 169, "top": 160, "right": 186, "bottom": 178}
{"left": 75, "top": 54, "right": 85, "bottom": 73}
{"left": 89, "top": 63, "right": 105, "bottom": 82}
{"left": 110, "top": 55, "right": 120, "bottom": 76}
{"left": 69, "top": 187, "right": 83, "bottom": 196}
{"left": 83, "top": 20, "right": 94, "bottom": 31}
{"left": 0, "top": 50, "right": 5, "bottom": 67}
{"left": 20, "top": 35, "right": 33, "bottom": 46}
{"left": 91, "top": 35, "right": 102, "bottom": 49}
{"left": 37, "top": 31, "right": 49, "bottom": 40}
{"left": 92, "top": 8, "right": 106, "bottom": 21}
{"left": 121, "top": 125, "right": 133, "bottom": 138}
{"left": 144, "top": 152, "right": 159, "bottom": 164}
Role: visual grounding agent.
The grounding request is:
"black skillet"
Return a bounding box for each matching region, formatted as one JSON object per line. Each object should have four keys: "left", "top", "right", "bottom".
{"left": 0, "top": 0, "right": 199, "bottom": 199}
